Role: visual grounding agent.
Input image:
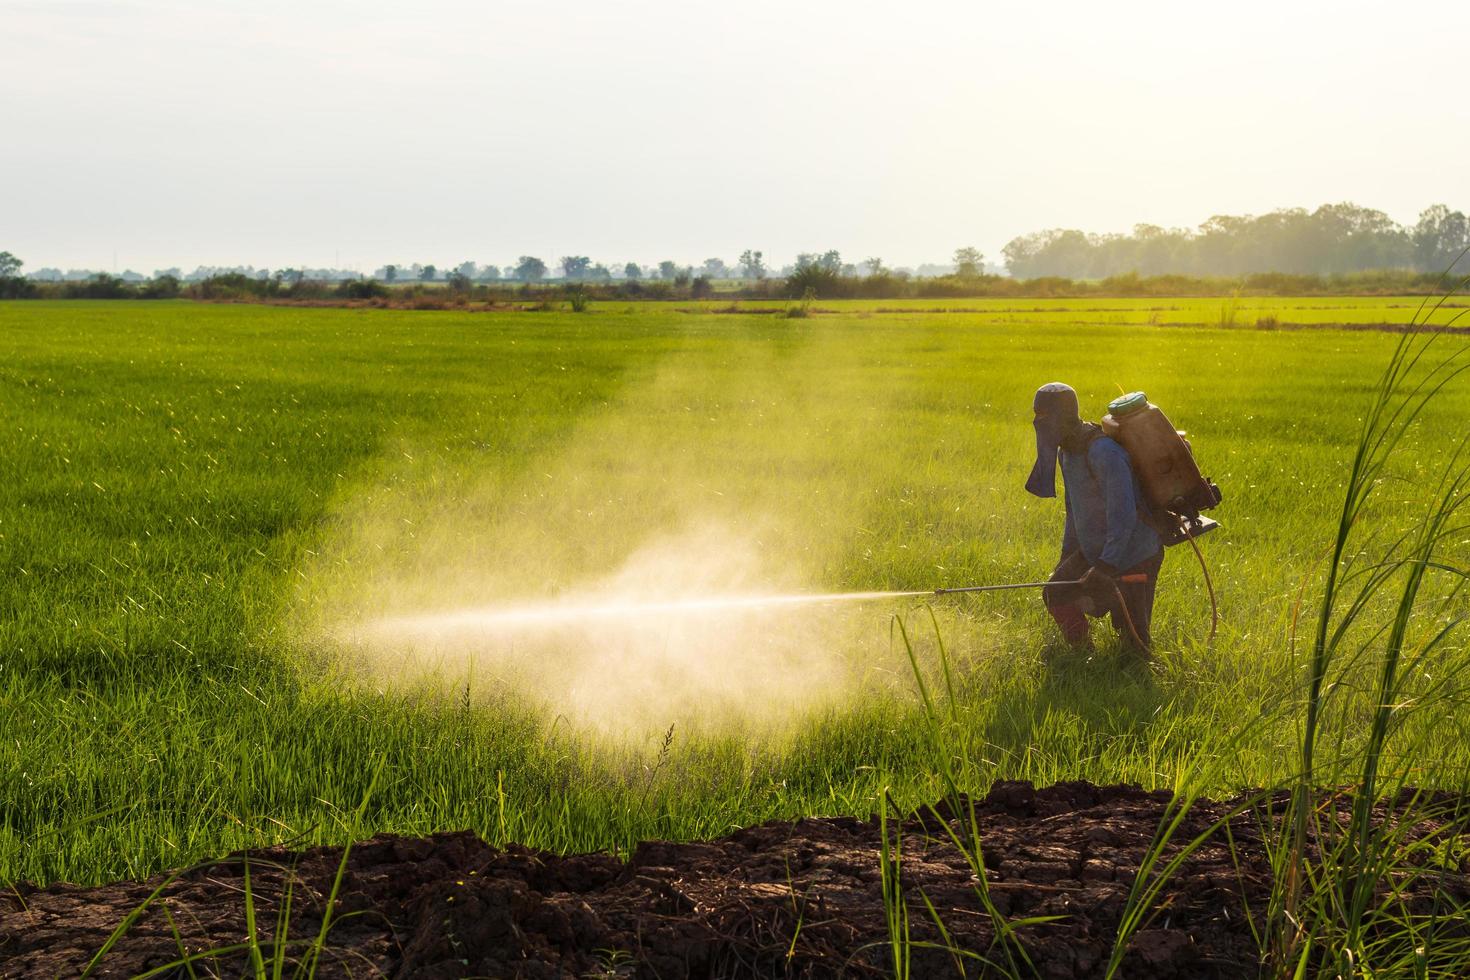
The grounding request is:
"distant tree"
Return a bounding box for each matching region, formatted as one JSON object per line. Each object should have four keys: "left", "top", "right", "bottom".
{"left": 515, "top": 256, "right": 547, "bottom": 282}
{"left": 953, "top": 246, "right": 984, "bottom": 278}
{"left": 738, "top": 249, "right": 765, "bottom": 279}
{"left": 455, "top": 260, "right": 478, "bottom": 279}
{"left": 863, "top": 257, "right": 885, "bottom": 276}
{"left": 793, "top": 250, "right": 842, "bottom": 273}
{"left": 419, "top": 264, "right": 437, "bottom": 282}
{"left": 30, "top": 267, "right": 63, "bottom": 281}
{"left": 1413, "top": 204, "right": 1470, "bottom": 273}
{"left": 623, "top": 262, "right": 642, "bottom": 280}
{"left": 476, "top": 264, "right": 501, "bottom": 282}
{"left": 561, "top": 255, "right": 592, "bottom": 280}
{"left": 275, "top": 268, "right": 306, "bottom": 285}
{"left": 701, "top": 257, "right": 729, "bottom": 279}
{"left": 673, "top": 269, "right": 691, "bottom": 287}
{"left": 999, "top": 202, "right": 1426, "bottom": 278}
{"left": 152, "top": 267, "right": 181, "bottom": 280}
{"left": 1002, "top": 230, "right": 1090, "bottom": 277}
{"left": 446, "top": 270, "right": 472, "bottom": 290}
{"left": 657, "top": 260, "right": 678, "bottom": 281}
{"left": 0, "top": 251, "right": 26, "bottom": 297}
{"left": 589, "top": 263, "right": 612, "bottom": 281}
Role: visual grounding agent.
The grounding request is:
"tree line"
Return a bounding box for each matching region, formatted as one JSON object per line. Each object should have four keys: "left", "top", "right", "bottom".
{"left": 5, "top": 199, "right": 1468, "bottom": 304}
{"left": 1002, "top": 203, "right": 1468, "bottom": 279}
{"left": 0, "top": 247, "right": 986, "bottom": 298}
{"left": 374, "top": 252, "right": 778, "bottom": 284}
{"left": 1, "top": 249, "right": 970, "bottom": 293}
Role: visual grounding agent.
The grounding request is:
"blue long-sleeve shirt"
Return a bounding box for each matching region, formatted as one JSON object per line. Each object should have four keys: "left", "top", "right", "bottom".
{"left": 1060, "top": 436, "right": 1161, "bottom": 571}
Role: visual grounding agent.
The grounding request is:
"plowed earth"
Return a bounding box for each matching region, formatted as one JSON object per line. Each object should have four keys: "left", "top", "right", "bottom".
{"left": 5, "top": 782, "right": 1468, "bottom": 979}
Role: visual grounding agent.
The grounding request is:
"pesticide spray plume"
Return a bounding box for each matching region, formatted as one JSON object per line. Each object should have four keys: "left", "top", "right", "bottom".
{"left": 319, "top": 525, "right": 945, "bottom": 741}
{"left": 293, "top": 332, "right": 997, "bottom": 744}
{"left": 365, "top": 588, "right": 932, "bottom": 640}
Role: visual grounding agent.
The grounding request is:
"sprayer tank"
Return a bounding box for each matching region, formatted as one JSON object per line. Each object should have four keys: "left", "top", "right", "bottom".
{"left": 1101, "top": 393, "right": 1221, "bottom": 519}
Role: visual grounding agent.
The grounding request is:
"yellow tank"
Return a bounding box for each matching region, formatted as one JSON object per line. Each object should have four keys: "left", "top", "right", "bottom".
{"left": 1101, "top": 392, "right": 1222, "bottom": 520}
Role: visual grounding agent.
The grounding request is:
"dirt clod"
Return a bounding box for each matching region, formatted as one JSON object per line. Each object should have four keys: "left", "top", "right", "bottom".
{"left": 4, "top": 781, "right": 1467, "bottom": 978}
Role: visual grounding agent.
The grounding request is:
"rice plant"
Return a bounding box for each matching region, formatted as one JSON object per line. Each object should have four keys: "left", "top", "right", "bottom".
{"left": 1271, "top": 259, "right": 1470, "bottom": 976}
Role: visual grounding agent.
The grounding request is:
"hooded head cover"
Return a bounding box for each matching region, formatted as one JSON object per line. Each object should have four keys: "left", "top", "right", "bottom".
{"left": 1025, "top": 382, "right": 1080, "bottom": 498}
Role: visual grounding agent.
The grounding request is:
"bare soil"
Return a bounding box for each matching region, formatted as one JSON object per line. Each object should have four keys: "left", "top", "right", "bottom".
{"left": 4, "top": 781, "right": 1467, "bottom": 979}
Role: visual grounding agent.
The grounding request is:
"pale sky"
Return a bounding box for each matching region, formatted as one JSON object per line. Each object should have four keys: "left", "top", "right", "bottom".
{"left": 3, "top": 0, "right": 1467, "bottom": 274}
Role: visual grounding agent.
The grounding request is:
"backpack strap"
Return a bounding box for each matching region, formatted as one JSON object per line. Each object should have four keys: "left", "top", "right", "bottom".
{"left": 1077, "top": 427, "right": 1175, "bottom": 543}
{"left": 1061, "top": 422, "right": 1104, "bottom": 481}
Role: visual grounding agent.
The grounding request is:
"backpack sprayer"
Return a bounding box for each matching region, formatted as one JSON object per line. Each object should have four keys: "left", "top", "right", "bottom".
{"left": 1100, "top": 391, "right": 1222, "bottom": 546}
{"left": 932, "top": 391, "right": 1223, "bottom": 643}
{"left": 1102, "top": 391, "right": 1222, "bottom": 639}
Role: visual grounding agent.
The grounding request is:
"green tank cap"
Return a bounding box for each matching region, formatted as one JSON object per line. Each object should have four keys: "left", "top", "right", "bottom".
{"left": 1108, "top": 391, "right": 1149, "bottom": 416}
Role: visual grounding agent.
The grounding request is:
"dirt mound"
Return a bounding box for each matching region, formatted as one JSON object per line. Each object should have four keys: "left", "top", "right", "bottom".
{"left": 4, "top": 781, "right": 1467, "bottom": 979}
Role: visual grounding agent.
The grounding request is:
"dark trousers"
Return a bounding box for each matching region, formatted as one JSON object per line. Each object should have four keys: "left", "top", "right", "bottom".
{"left": 1042, "top": 549, "right": 1164, "bottom": 651}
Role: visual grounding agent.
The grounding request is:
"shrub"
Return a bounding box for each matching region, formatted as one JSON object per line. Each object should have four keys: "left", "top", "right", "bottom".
{"left": 854, "top": 272, "right": 904, "bottom": 298}
{"left": 785, "top": 286, "right": 817, "bottom": 317}
{"left": 784, "top": 264, "right": 846, "bottom": 299}
{"left": 913, "top": 276, "right": 972, "bottom": 298}
{"left": 67, "top": 274, "right": 135, "bottom": 299}
{"left": 336, "top": 279, "right": 389, "bottom": 300}
{"left": 189, "top": 273, "right": 275, "bottom": 301}
{"left": 138, "top": 275, "right": 181, "bottom": 299}
{"left": 284, "top": 279, "right": 333, "bottom": 301}
{"left": 1244, "top": 271, "right": 1319, "bottom": 294}
{"left": 1099, "top": 271, "right": 1145, "bottom": 295}
{"left": 0, "top": 275, "right": 36, "bottom": 299}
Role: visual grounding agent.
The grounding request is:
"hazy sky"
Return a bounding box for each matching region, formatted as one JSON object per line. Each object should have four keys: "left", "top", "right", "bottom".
{"left": 4, "top": 0, "right": 1468, "bottom": 273}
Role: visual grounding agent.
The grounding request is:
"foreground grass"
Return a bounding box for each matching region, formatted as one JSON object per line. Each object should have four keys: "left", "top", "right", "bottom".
{"left": 2, "top": 299, "right": 1468, "bottom": 888}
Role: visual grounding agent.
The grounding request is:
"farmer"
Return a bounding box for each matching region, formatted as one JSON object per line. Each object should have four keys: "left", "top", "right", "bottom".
{"left": 1025, "top": 382, "right": 1164, "bottom": 653}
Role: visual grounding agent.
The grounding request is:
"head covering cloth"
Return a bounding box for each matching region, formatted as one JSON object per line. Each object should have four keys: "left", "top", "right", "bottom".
{"left": 1025, "top": 382, "right": 1080, "bottom": 498}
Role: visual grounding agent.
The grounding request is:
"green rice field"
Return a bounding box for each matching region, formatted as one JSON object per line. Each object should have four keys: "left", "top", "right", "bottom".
{"left": 653, "top": 294, "right": 1470, "bottom": 326}
{"left": 3, "top": 297, "right": 1468, "bottom": 888}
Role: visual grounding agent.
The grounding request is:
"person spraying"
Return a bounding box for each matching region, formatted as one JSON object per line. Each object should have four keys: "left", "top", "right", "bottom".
{"left": 1026, "top": 382, "right": 1164, "bottom": 654}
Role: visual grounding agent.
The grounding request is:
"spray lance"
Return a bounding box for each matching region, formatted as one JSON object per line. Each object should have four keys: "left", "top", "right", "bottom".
{"left": 932, "top": 574, "right": 1147, "bottom": 596}
{"left": 930, "top": 574, "right": 1152, "bottom": 649}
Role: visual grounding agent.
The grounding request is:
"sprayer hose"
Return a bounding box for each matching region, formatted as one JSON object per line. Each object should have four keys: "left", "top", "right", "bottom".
{"left": 1107, "top": 581, "right": 1149, "bottom": 653}
{"left": 1183, "top": 521, "right": 1220, "bottom": 641}
{"left": 1105, "top": 518, "right": 1219, "bottom": 652}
